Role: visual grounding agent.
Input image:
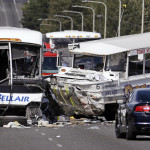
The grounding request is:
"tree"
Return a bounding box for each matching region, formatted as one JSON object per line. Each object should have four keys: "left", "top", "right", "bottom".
{"left": 121, "top": 0, "right": 142, "bottom": 35}
{"left": 21, "top": 0, "right": 150, "bottom": 38}
{"left": 21, "top": 0, "right": 49, "bottom": 30}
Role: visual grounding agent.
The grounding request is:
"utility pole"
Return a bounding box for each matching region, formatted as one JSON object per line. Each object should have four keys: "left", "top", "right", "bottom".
{"left": 118, "top": 0, "right": 121, "bottom": 36}
{"left": 141, "top": 0, "right": 144, "bottom": 33}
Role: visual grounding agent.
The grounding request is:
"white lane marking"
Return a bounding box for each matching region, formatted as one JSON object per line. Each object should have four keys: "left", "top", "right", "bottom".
{"left": 56, "top": 135, "right": 61, "bottom": 138}
{"left": 57, "top": 144, "right": 63, "bottom": 148}
{"left": 41, "top": 133, "right": 46, "bottom": 136}
{"left": 48, "top": 138, "right": 53, "bottom": 141}
{"left": 35, "top": 129, "right": 39, "bottom": 132}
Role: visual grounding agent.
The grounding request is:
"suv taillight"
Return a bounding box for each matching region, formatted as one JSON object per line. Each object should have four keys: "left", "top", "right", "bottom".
{"left": 135, "top": 105, "right": 150, "bottom": 112}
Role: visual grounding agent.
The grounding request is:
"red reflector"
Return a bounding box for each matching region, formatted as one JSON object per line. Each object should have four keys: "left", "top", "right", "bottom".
{"left": 135, "top": 105, "right": 150, "bottom": 112}
{"left": 135, "top": 106, "right": 143, "bottom": 112}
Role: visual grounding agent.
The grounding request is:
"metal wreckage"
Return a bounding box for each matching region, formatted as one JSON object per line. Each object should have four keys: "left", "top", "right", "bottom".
{"left": 0, "top": 27, "right": 63, "bottom": 125}
{"left": 50, "top": 32, "right": 150, "bottom": 120}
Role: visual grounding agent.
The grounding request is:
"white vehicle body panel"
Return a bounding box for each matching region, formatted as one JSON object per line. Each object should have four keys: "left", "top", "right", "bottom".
{"left": 0, "top": 93, "right": 43, "bottom": 105}
{"left": 0, "top": 27, "right": 42, "bottom": 46}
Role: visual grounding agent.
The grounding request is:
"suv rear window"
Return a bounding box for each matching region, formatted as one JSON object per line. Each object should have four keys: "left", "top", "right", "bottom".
{"left": 137, "top": 91, "right": 150, "bottom": 102}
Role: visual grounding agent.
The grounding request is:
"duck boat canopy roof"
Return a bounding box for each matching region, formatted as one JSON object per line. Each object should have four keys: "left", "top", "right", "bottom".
{"left": 0, "top": 27, "right": 43, "bottom": 46}
{"left": 46, "top": 30, "right": 101, "bottom": 39}
{"left": 69, "top": 32, "right": 150, "bottom": 56}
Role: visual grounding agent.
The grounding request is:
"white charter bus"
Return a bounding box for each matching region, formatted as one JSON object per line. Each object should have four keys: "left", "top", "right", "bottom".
{"left": 44, "top": 30, "right": 101, "bottom": 67}
{"left": 0, "top": 27, "right": 59, "bottom": 124}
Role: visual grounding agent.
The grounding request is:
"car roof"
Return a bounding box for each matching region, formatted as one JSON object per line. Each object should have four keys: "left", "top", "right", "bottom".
{"left": 133, "top": 88, "right": 150, "bottom": 92}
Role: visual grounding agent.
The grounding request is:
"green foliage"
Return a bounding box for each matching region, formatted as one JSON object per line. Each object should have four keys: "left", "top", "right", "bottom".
{"left": 21, "top": 0, "right": 49, "bottom": 30}
{"left": 21, "top": 0, "right": 150, "bottom": 38}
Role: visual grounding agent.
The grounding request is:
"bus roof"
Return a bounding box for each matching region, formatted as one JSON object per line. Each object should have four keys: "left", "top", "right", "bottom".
{"left": 46, "top": 30, "right": 101, "bottom": 39}
{"left": 0, "top": 27, "right": 42, "bottom": 46}
{"left": 69, "top": 32, "right": 150, "bottom": 55}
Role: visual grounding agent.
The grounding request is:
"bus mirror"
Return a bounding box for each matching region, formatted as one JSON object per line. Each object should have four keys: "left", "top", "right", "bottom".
{"left": 59, "top": 52, "right": 62, "bottom": 56}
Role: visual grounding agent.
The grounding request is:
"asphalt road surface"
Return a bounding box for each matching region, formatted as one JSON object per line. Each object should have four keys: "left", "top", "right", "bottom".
{"left": 0, "top": 122, "right": 150, "bottom": 150}
{"left": 0, "top": 0, "right": 27, "bottom": 27}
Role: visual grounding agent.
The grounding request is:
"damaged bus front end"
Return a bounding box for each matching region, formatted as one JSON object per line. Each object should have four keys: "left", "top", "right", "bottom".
{"left": 0, "top": 27, "right": 61, "bottom": 125}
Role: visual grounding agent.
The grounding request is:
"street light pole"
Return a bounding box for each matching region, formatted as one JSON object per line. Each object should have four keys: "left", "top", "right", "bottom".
{"left": 63, "top": 10, "right": 84, "bottom": 31}
{"left": 54, "top": 15, "right": 73, "bottom": 30}
{"left": 38, "top": 18, "right": 62, "bottom": 31}
{"left": 141, "top": 0, "right": 144, "bottom": 33}
{"left": 118, "top": 0, "right": 121, "bottom": 36}
{"left": 72, "top": 5, "right": 95, "bottom": 32}
{"left": 97, "top": 14, "right": 103, "bottom": 33}
{"left": 83, "top": 0, "right": 107, "bottom": 38}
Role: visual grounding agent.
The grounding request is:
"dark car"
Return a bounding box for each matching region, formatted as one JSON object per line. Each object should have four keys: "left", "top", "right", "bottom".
{"left": 115, "top": 88, "right": 150, "bottom": 140}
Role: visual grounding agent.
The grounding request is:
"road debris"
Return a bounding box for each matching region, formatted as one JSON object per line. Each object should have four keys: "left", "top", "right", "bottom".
{"left": 43, "top": 124, "right": 64, "bottom": 128}
{"left": 3, "top": 121, "right": 31, "bottom": 128}
{"left": 2, "top": 116, "right": 114, "bottom": 128}
{"left": 38, "top": 120, "right": 49, "bottom": 126}
{"left": 70, "top": 120, "right": 86, "bottom": 125}
{"left": 101, "top": 121, "right": 115, "bottom": 126}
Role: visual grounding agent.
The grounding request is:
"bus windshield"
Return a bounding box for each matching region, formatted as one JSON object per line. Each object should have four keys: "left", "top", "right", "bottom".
{"left": 42, "top": 57, "right": 58, "bottom": 70}
{"left": 52, "top": 38, "right": 100, "bottom": 49}
{"left": 12, "top": 44, "right": 40, "bottom": 78}
{"left": 74, "top": 54, "right": 104, "bottom": 71}
{"left": 105, "top": 52, "right": 126, "bottom": 72}
{"left": 45, "top": 31, "right": 101, "bottom": 68}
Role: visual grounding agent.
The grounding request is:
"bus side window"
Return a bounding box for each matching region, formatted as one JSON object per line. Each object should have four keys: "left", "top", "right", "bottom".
{"left": 128, "top": 55, "right": 143, "bottom": 76}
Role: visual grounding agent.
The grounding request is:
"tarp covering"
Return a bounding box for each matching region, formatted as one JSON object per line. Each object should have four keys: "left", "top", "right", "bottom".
{"left": 69, "top": 32, "right": 150, "bottom": 55}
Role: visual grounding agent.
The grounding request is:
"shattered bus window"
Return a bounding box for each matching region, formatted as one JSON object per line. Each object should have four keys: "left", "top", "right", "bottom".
{"left": 105, "top": 52, "right": 127, "bottom": 72}
{"left": 12, "top": 44, "right": 40, "bottom": 78}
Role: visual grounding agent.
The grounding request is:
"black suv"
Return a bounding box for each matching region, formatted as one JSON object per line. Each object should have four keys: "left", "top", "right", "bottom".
{"left": 115, "top": 88, "right": 150, "bottom": 140}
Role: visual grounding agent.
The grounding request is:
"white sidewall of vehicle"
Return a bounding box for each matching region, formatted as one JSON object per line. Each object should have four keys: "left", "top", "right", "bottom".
{"left": 0, "top": 93, "right": 43, "bottom": 105}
